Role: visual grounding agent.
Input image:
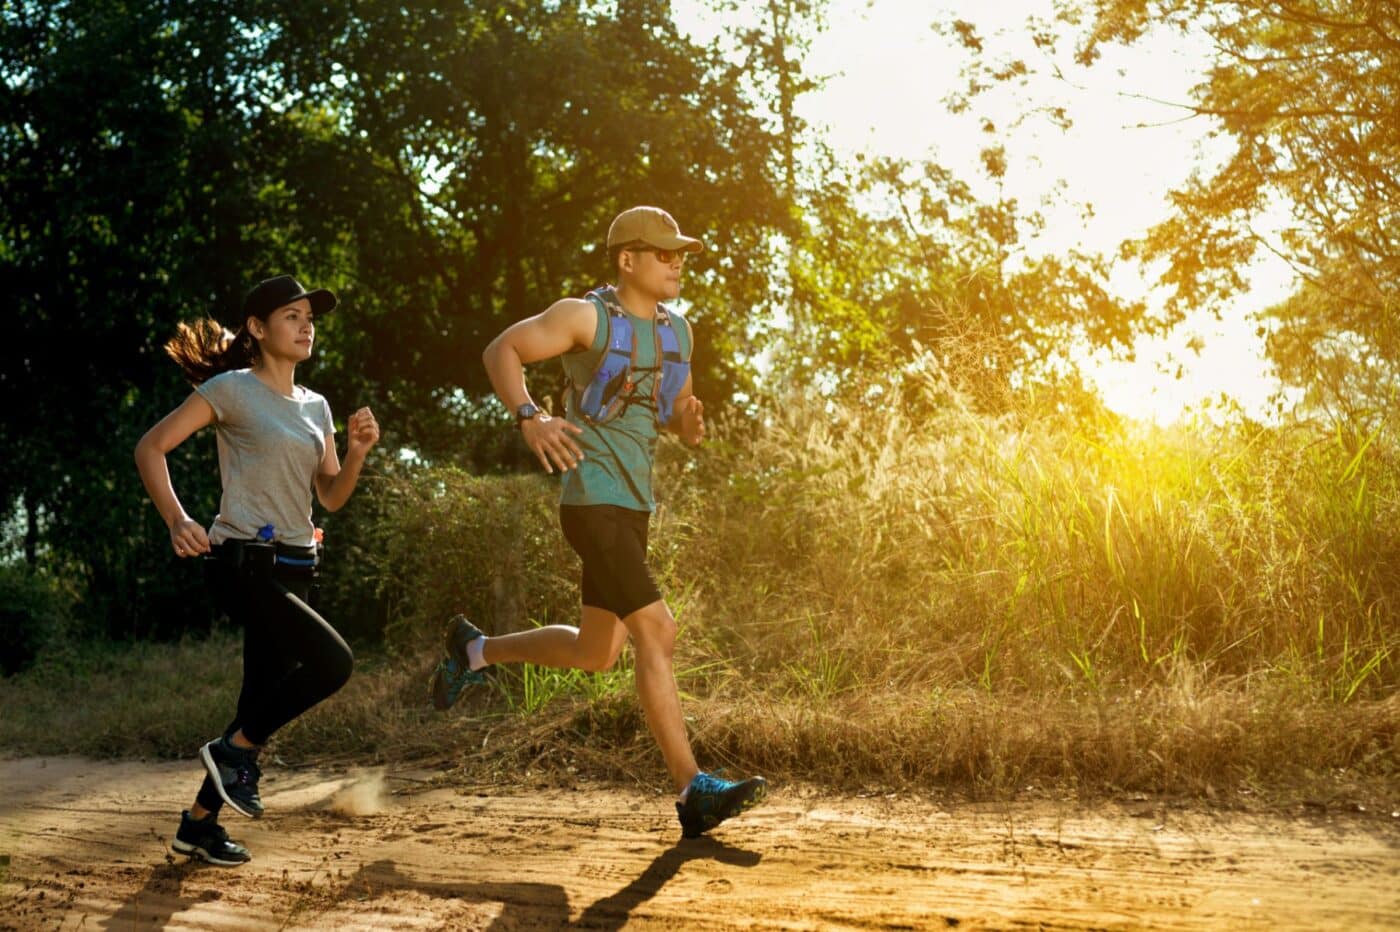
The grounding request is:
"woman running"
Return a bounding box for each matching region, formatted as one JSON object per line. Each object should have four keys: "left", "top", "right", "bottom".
{"left": 134, "top": 275, "right": 379, "bottom": 866}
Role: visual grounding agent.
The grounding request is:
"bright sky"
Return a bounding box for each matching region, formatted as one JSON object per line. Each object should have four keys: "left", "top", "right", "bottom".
{"left": 672, "top": 0, "right": 1299, "bottom": 423}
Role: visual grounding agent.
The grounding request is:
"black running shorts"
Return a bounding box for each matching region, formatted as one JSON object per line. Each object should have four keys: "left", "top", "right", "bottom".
{"left": 559, "top": 504, "right": 662, "bottom": 619}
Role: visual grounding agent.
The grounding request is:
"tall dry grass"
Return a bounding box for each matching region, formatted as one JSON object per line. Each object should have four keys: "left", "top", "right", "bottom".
{"left": 312, "top": 367, "right": 1395, "bottom": 793}
{"left": 684, "top": 372, "right": 1396, "bottom": 706}
{"left": 646, "top": 371, "right": 1397, "bottom": 792}
{"left": 3, "top": 368, "right": 1395, "bottom": 795}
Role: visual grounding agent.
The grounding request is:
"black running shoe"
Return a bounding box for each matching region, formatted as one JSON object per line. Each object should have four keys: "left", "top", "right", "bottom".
{"left": 199, "top": 735, "right": 264, "bottom": 819}
{"left": 676, "top": 771, "right": 768, "bottom": 838}
{"left": 172, "top": 810, "right": 251, "bottom": 866}
{"left": 430, "top": 614, "right": 490, "bottom": 711}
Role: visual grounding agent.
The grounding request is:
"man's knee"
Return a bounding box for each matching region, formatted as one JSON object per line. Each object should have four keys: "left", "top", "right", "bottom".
{"left": 624, "top": 601, "right": 677, "bottom": 654}
{"left": 575, "top": 628, "right": 626, "bottom": 673}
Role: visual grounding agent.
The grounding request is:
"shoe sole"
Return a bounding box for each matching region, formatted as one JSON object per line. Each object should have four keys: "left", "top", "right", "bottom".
{"left": 172, "top": 838, "right": 250, "bottom": 867}
{"left": 745, "top": 781, "right": 769, "bottom": 811}
{"left": 430, "top": 659, "right": 487, "bottom": 711}
{"left": 199, "top": 741, "right": 263, "bottom": 820}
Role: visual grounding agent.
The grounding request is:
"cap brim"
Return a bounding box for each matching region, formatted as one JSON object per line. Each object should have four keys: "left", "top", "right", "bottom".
{"left": 274, "top": 289, "right": 337, "bottom": 316}
{"left": 304, "top": 289, "right": 337, "bottom": 316}
{"left": 651, "top": 234, "right": 704, "bottom": 253}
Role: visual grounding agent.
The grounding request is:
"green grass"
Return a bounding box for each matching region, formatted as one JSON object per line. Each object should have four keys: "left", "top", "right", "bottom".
{"left": 0, "top": 634, "right": 241, "bottom": 757}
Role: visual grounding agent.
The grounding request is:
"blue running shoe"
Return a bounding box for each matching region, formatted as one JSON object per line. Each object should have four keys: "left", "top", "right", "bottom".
{"left": 676, "top": 771, "right": 768, "bottom": 838}
{"left": 430, "top": 614, "right": 489, "bottom": 711}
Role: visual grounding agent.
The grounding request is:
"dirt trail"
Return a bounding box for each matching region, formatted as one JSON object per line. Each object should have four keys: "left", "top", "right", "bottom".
{"left": 1, "top": 756, "right": 1397, "bottom": 930}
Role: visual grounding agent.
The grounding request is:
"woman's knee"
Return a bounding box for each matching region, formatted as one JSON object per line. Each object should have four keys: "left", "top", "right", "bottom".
{"left": 323, "top": 642, "right": 354, "bottom": 692}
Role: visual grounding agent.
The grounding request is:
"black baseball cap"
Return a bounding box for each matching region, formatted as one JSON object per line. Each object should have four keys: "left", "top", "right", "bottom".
{"left": 241, "top": 275, "right": 337, "bottom": 323}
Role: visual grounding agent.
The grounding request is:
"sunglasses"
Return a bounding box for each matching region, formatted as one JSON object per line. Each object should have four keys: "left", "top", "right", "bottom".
{"left": 625, "top": 244, "right": 689, "bottom": 265}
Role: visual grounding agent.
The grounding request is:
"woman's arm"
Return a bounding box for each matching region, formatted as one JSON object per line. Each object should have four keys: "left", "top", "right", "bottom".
{"left": 314, "top": 407, "right": 380, "bottom": 512}
{"left": 134, "top": 392, "right": 217, "bottom": 557}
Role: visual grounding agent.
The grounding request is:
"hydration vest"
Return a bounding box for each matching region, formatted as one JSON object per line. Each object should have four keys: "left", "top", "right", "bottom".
{"left": 567, "top": 285, "right": 691, "bottom": 427}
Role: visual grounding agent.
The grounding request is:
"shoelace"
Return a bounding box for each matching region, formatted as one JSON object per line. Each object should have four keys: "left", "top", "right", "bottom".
{"left": 690, "top": 771, "right": 733, "bottom": 796}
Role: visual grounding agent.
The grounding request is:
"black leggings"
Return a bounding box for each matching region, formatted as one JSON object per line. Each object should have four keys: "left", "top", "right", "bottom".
{"left": 195, "top": 556, "right": 353, "bottom": 816}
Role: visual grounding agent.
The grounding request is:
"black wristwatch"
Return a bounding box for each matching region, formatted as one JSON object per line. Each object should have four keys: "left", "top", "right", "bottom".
{"left": 514, "top": 402, "right": 541, "bottom": 428}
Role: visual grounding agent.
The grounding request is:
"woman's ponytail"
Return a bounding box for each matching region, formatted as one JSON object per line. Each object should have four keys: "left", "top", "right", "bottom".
{"left": 163, "top": 318, "right": 258, "bottom": 385}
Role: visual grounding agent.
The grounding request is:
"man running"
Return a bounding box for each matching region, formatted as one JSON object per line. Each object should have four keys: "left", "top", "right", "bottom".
{"left": 431, "top": 206, "right": 767, "bottom": 838}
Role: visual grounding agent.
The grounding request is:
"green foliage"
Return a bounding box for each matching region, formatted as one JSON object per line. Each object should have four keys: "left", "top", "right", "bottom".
{"left": 0, "top": 565, "right": 74, "bottom": 675}
{"left": 1, "top": 1, "right": 1393, "bottom": 792}
{"left": 506, "top": 656, "right": 635, "bottom": 716}
{"left": 0, "top": 0, "right": 795, "bottom": 638}
{"left": 5, "top": 0, "right": 1388, "bottom": 670}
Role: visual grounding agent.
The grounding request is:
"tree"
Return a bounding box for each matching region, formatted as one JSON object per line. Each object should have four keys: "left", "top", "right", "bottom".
{"left": 267, "top": 0, "right": 795, "bottom": 456}
{"left": 778, "top": 144, "right": 1140, "bottom": 415}
{"left": 0, "top": 0, "right": 796, "bottom": 638}
{"left": 720, "top": 5, "right": 1142, "bottom": 415}
{"left": 0, "top": 0, "right": 318, "bottom": 636}
{"left": 1074, "top": 0, "right": 1399, "bottom": 420}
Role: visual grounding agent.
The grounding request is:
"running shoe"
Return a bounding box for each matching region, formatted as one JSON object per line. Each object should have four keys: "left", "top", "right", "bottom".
{"left": 676, "top": 771, "right": 768, "bottom": 838}
{"left": 172, "top": 810, "right": 251, "bottom": 866}
{"left": 430, "top": 614, "right": 490, "bottom": 711}
{"left": 199, "top": 735, "right": 264, "bottom": 819}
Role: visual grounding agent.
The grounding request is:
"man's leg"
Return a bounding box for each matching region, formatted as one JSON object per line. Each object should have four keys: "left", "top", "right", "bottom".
{"left": 445, "top": 597, "right": 697, "bottom": 789}
{"left": 613, "top": 598, "right": 767, "bottom": 838}
{"left": 481, "top": 605, "right": 628, "bottom": 672}
{"left": 432, "top": 605, "right": 629, "bottom": 709}
{"left": 619, "top": 599, "right": 699, "bottom": 793}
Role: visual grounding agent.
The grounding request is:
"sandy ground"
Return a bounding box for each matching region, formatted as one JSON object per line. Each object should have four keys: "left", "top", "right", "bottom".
{"left": 1, "top": 756, "right": 1397, "bottom": 930}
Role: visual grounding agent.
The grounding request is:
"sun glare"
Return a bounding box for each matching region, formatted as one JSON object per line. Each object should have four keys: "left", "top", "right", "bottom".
{"left": 673, "top": 0, "right": 1300, "bottom": 423}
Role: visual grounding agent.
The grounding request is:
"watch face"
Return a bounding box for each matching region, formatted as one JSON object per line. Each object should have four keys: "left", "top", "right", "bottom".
{"left": 516, "top": 403, "right": 539, "bottom": 421}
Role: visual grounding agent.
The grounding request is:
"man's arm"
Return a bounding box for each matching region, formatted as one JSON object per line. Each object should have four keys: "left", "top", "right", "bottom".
{"left": 482, "top": 298, "right": 596, "bottom": 473}
{"left": 663, "top": 373, "right": 705, "bottom": 446}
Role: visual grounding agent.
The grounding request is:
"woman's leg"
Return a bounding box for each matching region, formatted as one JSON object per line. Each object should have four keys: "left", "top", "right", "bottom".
{"left": 197, "top": 570, "right": 351, "bottom": 821}
{"left": 190, "top": 558, "right": 267, "bottom": 818}
{"left": 235, "top": 573, "right": 353, "bottom": 745}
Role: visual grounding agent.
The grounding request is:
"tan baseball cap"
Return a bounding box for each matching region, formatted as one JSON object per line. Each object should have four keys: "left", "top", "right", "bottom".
{"left": 606, "top": 206, "right": 704, "bottom": 253}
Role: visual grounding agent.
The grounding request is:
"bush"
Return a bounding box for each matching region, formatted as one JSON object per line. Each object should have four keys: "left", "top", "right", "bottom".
{"left": 319, "top": 468, "right": 581, "bottom": 651}
{"left": 0, "top": 565, "right": 75, "bottom": 676}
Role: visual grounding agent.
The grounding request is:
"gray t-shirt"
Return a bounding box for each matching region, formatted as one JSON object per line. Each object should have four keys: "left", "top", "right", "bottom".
{"left": 195, "top": 369, "right": 335, "bottom": 548}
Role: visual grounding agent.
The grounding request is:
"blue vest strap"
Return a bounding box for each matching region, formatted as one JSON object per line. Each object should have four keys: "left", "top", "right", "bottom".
{"left": 571, "top": 286, "right": 691, "bottom": 426}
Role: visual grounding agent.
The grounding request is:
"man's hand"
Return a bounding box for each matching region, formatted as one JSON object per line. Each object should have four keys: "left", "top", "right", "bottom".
{"left": 521, "top": 415, "right": 585, "bottom": 473}
{"left": 676, "top": 396, "right": 705, "bottom": 446}
{"left": 346, "top": 407, "right": 380, "bottom": 458}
